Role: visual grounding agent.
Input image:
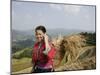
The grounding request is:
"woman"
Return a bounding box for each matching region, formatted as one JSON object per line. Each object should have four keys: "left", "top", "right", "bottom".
{"left": 32, "top": 25, "right": 56, "bottom": 73}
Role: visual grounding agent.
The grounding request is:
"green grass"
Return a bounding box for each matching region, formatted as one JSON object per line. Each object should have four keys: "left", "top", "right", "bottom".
{"left": 12, "top": 58, "right": 33, "bottom": 72}
{"left": 12, "top": 47, "right": 32, "bottom": 59}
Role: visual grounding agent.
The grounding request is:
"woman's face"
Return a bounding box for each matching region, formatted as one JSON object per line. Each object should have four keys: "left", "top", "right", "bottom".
{"left": 35, "top": 30, "right": 44, "bottom": 42}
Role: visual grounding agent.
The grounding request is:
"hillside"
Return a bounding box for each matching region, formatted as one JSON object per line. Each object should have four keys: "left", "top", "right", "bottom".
{"left": 12, "top": 30, "right": 35, "bottom": 41}
{"left": 12, "top": 29, "right": 93, "bottom": 41}
{"left": 12, "top": 32, "right": 96, "bottom": 74}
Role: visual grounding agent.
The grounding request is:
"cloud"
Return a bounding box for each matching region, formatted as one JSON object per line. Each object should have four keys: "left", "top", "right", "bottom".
{"left": 49, "top": 4, "right": 62, "bottom": 11}
{"left": 49, "top": 4, "right": 82, "bottom": 15}
{"left": 12, "top": 1, "right": 95, "bottom": 31}
{"left": 63, "top": 5, "right": 82, "bottom": 15}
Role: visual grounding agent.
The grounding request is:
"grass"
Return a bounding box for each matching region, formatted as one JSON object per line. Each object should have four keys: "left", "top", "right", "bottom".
{"left": 12, "top": 57, "right": 32, "bottom": 72}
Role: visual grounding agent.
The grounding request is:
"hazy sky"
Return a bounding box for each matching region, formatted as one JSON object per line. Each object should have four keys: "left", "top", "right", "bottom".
{"left": 12, "top": 1, "right": 96, "bottom": 31}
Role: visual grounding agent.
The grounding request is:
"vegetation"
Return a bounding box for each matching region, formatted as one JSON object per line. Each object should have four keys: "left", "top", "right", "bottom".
{"left": 12, "top": 58, "right": 32, "bottom": 72}
{"left": 12, "top": 47, "right": 32, "bottom": 59}
{"left": 11, "top": 32, "right": 96, "bottom": 73}
{"left": 80, "top": 32, "right": 96, "bottom": 45}
{"left": 12, "top": 39, "right": 34, "bottom": 53}
{"left": 52, "top": 32, "right": 96, "bottom": 71}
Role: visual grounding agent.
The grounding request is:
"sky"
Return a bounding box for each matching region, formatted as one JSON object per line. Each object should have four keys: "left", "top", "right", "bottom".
{"left": 12, "top": 1, "right": 96, "bottom": 31}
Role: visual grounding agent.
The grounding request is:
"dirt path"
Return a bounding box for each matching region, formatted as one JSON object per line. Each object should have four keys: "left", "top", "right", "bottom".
{"left": 12, "top": 67, "right": 32, "bottom": 74}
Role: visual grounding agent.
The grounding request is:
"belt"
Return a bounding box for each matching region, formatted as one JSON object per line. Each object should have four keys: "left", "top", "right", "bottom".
{"left": 36, "top": 65, "right": 53, "bottom": 69}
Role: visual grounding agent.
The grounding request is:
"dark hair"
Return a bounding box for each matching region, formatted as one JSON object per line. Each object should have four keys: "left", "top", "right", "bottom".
{"left": 35, "top": 25, "right": 46, "bottom": 33}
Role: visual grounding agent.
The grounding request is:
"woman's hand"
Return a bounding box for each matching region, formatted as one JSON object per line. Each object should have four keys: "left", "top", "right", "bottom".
{"left": 43, "top": 34, "right": 49, "bottom": 42}
{"left": 43, "top": 34, "right": 51, "bottom": 55}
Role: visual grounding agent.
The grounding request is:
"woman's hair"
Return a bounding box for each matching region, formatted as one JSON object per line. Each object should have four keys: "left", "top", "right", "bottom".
{"left": 35, "top": 25, "right": 46, "bottom": 33}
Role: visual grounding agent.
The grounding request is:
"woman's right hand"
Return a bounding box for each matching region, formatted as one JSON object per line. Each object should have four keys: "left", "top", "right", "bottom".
{"left": 43, "top": 34, "right": 51, "bottom": 55}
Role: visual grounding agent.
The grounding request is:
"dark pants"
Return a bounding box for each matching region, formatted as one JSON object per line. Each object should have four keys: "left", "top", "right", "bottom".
{"left": 32, "top": 67, "right": 52, "bottom": 73}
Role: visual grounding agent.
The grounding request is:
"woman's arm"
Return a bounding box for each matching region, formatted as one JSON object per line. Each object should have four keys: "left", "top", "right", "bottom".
{"left": 43, "top": 34, "right": 51, "bottom": 55}
{"left": 43, "top": 34, "right": 56, "bottom": 59}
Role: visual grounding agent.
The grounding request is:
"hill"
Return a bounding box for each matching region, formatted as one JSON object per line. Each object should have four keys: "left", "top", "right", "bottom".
{"left": 12, "top": 32, "right": 96, "bottom": 74}
{"left": 12, "top": 30, "right": 35, "bottom": 41}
